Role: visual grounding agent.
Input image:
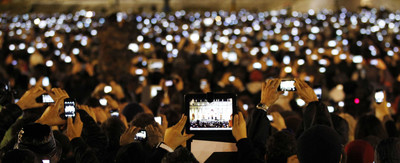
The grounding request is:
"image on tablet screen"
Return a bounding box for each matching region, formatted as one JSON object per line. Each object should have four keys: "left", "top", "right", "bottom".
{"left": 189, "top": 98, "right": 233, "bottom": 131}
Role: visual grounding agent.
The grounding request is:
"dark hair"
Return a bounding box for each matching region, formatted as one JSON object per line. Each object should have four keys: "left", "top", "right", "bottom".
{"left": 266, "top": 131, "right": 297, "bottom": 163}
{"left": 131, "top": 112, "right": 156, "bottom": 128}
{"left": 162, "top": 146, "right": 199, "bottom": 163}
{"left": 297, "top": 125, "right": 343, "bottom": 163}
{"left": 159, "top": 107, "right": 180, "bottom": 127}
{"left": 354, "top": 115, "right": 387, "bottom": 141}
{"left": 102, "top": 117, "right": 127, "bottom": 146}
{"left": 116, "top": 142, "right": 148, "bottom": 163}
{"left": 375, "top": 138, "right": 400, "bottom": 163}
{"left": 2, "top": 149, "right": 40, "bottom": 163}
{"left": 331, "top": 114, "right": 349, "bottom": 145}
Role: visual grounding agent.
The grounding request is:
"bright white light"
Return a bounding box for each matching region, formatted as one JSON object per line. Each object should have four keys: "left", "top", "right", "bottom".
{"left": 137, "top": 35, "right": 144, "bottom": 42}
{"left": 228, "top": 52, "right": 237, "bottom": 62}
{"left": 270, "top": 45, "right": 279, "bottom": 52}
{"left": 352, "top": 55, "right": 363, "bottom": 63}
{"left": 99, "top": 98, "right": 107, "bottom": 106}
{"left": 328, "top": 106, "right": 335, "bottom": 113}
{"left": 29, "top": 78, "right": 36, "bottom": 85}
{"left": 143, "top": 43, "right": 151, "bottom": 49}
{"left": 27, "top": 47, "right": 35, "bottom": 54}
{"left": 203, "top": 17, "right": 214, "bottom": 27}
{"left": 128, "top": 43, "right": 139, "bottom": 52}
{"left": 104, "top": 86, "right": 112, "bottom": 93}
{"left": 9, "top": 44, "right": 15, "bottom": 51}
{"left": 250, "top": 47, "right": 259, "bottom": 56}
{"left": 319, "top": 67, "right": 326, "bottom": 73}
{"left": 387, "top": 102, "right": 391, "bottom": 108}
{"left": 311, "top": 54, "right": 318, "bottom": 60}
{"left": 42, "top": 77, "right": 50, "bottom": 87}
{"left": 296, "top": 98, "right": 306, "bottom": 107}
{"left": 338, "top": 101, "right": 345, "bottom": 107}
{"left": 18, "top": 43, "right": 26, "bottom": 50}
{"left": 261, "top": 47, "right": 269, "bottom": 54}
{"left": 243, "top": 104, "right": 248, "bottom": 111}
{"left": 328, "top": 40, "right": 336, "bottom": 47}
{"left": 283, "top": 56, "right": 290, "bottom": 65}
{"left": 46, "top": 60, "right": 53, "bottom": 67}
{"left": 64, "top": 56, "right": 72, "bottom": 63}
{"left": 190, "top": 32, "right": 200, "bottom": 43}
{"left": 311, "top": 26, "right": 320, "bottom": 34}
{"left": 253, "top": 62, "right": 262, "bottom": 69}
{"left": 72, "top": 48, "right": 79, "bottom": 55}
{"left": 297, "top": 59, "right": 305, "bottom": 65}
{"left": 284, "top": 66, "right": 292, "bottom": 73}
{"left": 331, "top": 49, "right": 339, "bottom": 55}
{"left": 339, "top": 54, "right": 347, "bottom": 60}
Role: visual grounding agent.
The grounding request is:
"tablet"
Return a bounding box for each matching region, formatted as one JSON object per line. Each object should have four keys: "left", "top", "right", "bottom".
{"left": 185, "top": 93, "right": 237, "bottom": 133}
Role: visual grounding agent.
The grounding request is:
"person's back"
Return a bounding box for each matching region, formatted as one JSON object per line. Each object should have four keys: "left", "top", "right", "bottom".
{"left": 297, "top": 125, "right": 343, "bottom": 163}
{"left": 375, "top": 137, "right": 400, "bottom": 163}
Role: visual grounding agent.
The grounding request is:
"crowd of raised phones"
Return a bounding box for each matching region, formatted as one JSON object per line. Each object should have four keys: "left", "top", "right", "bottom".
{"left": 0, "top": 6, "right": 400, "bottom": 163}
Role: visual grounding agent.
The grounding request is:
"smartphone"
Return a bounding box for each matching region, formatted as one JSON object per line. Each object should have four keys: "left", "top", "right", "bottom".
{"left": 278, "top": 80, "right": 296, "bottom": 91}
{"left": 154, "top": 116, "right": 162, "bottom": 125}
{"left": 375, "top": 90, "right": 384, "bottom": 104}
{"left": 165, "top": 80, "right": 173, "bottom": 87}
{"left": 150, "top": 85, "right": 162, "bottom": 98}
{"left": 99, "top": 98, "right": 107, "bottom": 106}
{"left": 104, "top": 85, "right": 112, "bottom": 94}
{"left": 267, "top": 115, "right": 274, "bottom": 122}
{"left": 228, "top": 76, "right": 236, "bottom": 82}
{"left": 327, "top": 106, "right": 335, "bottom": 113}
{"left": 200, "top": 79, "right": 207, "bottom": 89}
{"left": 134, "top": 130, "right": 147, "bottom": 141}
{"left": 352, "top": 55, "right": 363, "bottom": 63}
{"left": 42, "top": 76, "right": 50, "bottom": 87}
{"left": 110, "top": 110, "right": 119, "bottom": 117}
{"left": 42, "top": 160, "right": 50, "bottom": 163}
{"left": 370, "top": 59, "right": 378, "bottom": 66}
{"left": 41, "top": 94, "right": 54, "bottom": 103}
{"left": 135, "top": 69, "right": 144, "bottom": 75}
{"left": 64, "top": 98, "right": 76, "bottom": 118}
{"left": 313, "top": 87, "right": 322, "bottom": 100}
{"left": 253, "top": 62, "right": 262, "bottom": 69}
{"left": 242, "top": 104, "right": 249, "bottom": 111}
{"left": 29, "top": 77, "right": 36, "bottom": 86}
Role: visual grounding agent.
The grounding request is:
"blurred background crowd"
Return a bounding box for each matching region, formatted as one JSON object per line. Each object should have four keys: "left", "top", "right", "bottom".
{"left": 0, "top": 6, "right": 400, "bottom": 162}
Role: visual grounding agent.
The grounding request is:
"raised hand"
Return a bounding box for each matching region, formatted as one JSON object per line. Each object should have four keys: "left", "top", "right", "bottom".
{"left": 120, "top": 126, "right": 140, "bottom": 146}
{"left": 260, "top": 79, "right": 283, "bottom": 107}
{"left": 270, "top": 112, "right": 287, "bottom": 131}
{"left": 163, "top": 115, "right": 194, "bottom": 150}
{"left": 294, "top": 79, "right": 318, "bottom": 104}
{"left": 232, "top": 112, "right": 247, "bottom": 141}
{"left": 16, "top": 87, "right": 46, "bottom": 110}
{"left": 66, "top": 113, "right": 83, "bottom": 140}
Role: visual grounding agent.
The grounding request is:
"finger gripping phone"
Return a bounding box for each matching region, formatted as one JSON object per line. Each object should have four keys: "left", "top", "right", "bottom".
{"left": 64, "top": 98, "right": 76, "bottom": 118}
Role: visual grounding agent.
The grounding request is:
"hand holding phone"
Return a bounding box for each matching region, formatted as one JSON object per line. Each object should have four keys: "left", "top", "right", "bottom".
{"left": 294, "top": 79, "right": 318, "bottom": 104}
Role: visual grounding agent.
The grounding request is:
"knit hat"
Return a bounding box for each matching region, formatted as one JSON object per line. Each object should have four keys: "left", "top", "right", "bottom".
{"left": 297, "top": 125, "right": 343, "bottom": 163}
{"left": 16, "top": 123, "right": 62, "bottom": 160}
{"left": 344, "top": 140, "right": 374, "bottom": 163}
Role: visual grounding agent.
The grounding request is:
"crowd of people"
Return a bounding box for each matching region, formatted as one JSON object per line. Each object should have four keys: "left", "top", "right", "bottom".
{"left": 0, "top": 6, "right": 400, "bottom": 163}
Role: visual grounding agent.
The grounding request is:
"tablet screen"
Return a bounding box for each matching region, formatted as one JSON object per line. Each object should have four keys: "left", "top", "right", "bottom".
{"left": 189, "top": 98, "right": 233, "bottom": 131}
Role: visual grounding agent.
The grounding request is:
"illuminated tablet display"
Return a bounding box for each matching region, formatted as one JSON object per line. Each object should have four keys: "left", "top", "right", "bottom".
{"left": 189, "top": 98, "right": 233, "bottom": 131}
